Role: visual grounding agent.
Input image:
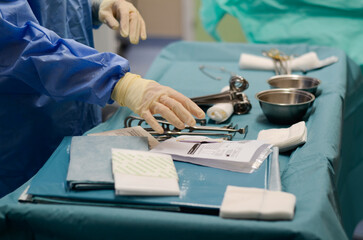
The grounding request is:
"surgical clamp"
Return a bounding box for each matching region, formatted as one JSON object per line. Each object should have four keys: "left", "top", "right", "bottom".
{"left": 124, "top": 115, "right": 248, "bottom": 141}
{"left": 190, "top": 75, "right": 252, "bottom": 115}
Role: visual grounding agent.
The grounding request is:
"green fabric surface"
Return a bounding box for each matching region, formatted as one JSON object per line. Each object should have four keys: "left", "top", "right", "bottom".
{"left": 1, "top": 41, "right": 362, "bottom": 239}
{"left": 200, "top": 0, "right": 363, "bottom": 73}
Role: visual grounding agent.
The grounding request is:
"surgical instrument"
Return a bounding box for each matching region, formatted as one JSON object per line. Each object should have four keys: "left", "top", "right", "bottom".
{"left": 190, "top": 75, "right": 252, "bottom": 115}
{"left": 199, "top": 65, "right": 236, "bottom": 81}
{"left": 262, "top": 48, "right": 292, "bottom": 75}
{"left": 124, "top": 115, "right": 248, "bottom": 141}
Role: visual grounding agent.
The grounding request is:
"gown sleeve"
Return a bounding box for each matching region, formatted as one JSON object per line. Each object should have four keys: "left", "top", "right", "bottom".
{"left": 0, "top": 0, "right": 129, "bottom": 106}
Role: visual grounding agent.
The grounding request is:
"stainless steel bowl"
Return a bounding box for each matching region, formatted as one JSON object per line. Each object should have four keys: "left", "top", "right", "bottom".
{"left": 255, "top": 88, "right": 315, "bottom": 124}
{"left": 267, "top": 75, "right": 321, "bottom": 95}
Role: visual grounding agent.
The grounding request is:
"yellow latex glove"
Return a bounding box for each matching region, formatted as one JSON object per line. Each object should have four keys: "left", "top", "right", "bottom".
{"left": 112, "top": 73, "right": 205, "bottom": 133}
{"left": 99, "top": 0, "right": 147, "bottom": 44}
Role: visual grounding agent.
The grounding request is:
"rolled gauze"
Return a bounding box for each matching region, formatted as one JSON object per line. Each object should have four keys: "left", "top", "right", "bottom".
{"left": 239, "top": 52, "right": 338, "bottom": 72}
{"left": 207, "top": 86, "right": 234, "bottom": 123}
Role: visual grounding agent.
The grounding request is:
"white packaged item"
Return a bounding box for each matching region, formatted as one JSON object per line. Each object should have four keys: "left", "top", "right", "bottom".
{"left": 112, "top": 149, "right": 180, "bottom": 196}
{"left": 257, "top": 121, "right": 307, "bottom": 152}
{"left": 220, "top": 186, "right": 296, "bottom": 220}
{"left": 151, "top": 137, "right": 272, "bottom": 173}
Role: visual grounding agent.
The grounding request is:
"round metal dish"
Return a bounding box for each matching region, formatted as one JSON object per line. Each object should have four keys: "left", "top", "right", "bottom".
{"left": 255, "top": 88, "right": 315, "bottom": 124}
{"left": 267, "top": 74, "right": 321, "bottom": 95}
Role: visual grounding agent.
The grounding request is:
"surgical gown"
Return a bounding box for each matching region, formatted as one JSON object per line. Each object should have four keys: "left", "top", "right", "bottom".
{"left": 0, "top": 0, "right": 129, "bottom": 197}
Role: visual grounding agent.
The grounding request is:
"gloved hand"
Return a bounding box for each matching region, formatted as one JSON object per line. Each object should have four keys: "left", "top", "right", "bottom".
{"left": 99, "top": 0, "right": 147, "bottom": 44}
{"left": 112, "top": 73, "right": 205, "bottom": 133}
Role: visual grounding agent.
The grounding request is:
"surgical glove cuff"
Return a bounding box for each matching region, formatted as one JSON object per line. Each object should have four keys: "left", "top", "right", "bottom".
{"left": 111, "top": 72, "right": 155, "bottom": 114}
{"left": 91, "top": 0, "right": 103, "bottom": 27}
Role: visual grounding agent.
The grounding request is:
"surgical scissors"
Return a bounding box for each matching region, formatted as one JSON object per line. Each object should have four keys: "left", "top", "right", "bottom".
{"left": 190, "top": 75, "right": 252, "bottom": 115}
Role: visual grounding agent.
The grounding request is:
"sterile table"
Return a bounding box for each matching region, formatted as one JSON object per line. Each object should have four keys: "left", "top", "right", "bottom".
{"left": 1, "top": 42, "right": 363, "bottom": 240}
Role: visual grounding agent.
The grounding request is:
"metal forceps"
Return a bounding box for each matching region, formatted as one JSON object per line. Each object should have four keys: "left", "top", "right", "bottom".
{"left": 124, "top": 115, "right": 248, "bottom": 141}
{"left": 190, "top": 75, "right": 252, "bottom": 115}
{"left": 262, "top": 48, "right": 292, "bottom": 75}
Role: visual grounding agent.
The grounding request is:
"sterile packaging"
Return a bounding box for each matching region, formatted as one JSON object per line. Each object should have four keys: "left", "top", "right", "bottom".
{"left": 220, "top": 186, "right": 296, "bottom": 220}
{"left": 257, "top": 121, "right": 307, "bottom": 152}
{"left": 112, "top": 149, "right": 180, "bottom": 196}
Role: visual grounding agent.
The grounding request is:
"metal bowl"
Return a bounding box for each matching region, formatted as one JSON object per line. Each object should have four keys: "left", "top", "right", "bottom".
{"left": 255, "top": 89, "right": 315, "bottom": 124}
{"left": 267, "top": 75, "right": 321, "bottom": 95}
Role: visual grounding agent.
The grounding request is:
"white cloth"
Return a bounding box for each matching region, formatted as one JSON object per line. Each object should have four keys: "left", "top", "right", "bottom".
{"left": 239, "top": 52, "right": 338, "bottom": 72}
{"left": 220, "top": 186, "right": 296, "bottom": 220}
{"left": 257, "top": 121, "right": 307, "bottom": 152}
{"left": 207, "top": 85, "right": 234, "bottom": 123}
{"left": 112, "top": 148, "right": 180, "bottom": 196}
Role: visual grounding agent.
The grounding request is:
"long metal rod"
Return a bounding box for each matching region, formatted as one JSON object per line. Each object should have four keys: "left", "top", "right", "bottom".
{"left": 191, "top": 91, "right": 233, "bottom": 104}
{"left": 186, "top": 125, "right": 246, "bottom": 134}
{"left": 147, "top": 131, "right": 234, "bottom": 140}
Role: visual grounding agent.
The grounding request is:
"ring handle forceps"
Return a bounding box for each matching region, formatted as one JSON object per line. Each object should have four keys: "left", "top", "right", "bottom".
{"left": 190, "top": 75, "right": 252, "bottom": 115}
{"left": 124, "top": 115, "right": 248, "bottom": 140}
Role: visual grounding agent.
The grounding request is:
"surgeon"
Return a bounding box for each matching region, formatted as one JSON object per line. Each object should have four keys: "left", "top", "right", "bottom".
{"left": 0, "top": 0, "right": 205, "bottom": 197}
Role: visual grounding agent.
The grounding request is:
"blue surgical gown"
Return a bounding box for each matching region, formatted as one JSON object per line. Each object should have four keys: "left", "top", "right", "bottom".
{"left": 0, "top": 0, "right": 130, "bottom": 197}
